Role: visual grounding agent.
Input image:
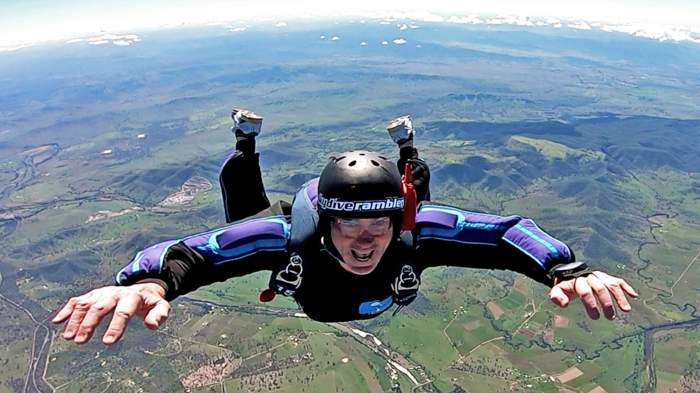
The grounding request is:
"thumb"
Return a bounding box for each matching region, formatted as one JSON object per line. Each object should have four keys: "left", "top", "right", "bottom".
{"left": 549, "top": 285, "right": 571, "bottom": 308}
{"left": 143, "top": 298, "right": 170, "bottom": 330}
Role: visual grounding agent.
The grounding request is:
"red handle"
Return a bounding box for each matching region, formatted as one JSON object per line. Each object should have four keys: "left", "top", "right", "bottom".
{"left": 401, "top": 163, "right": 417, "bottom": 230}
{"left": 259, "top": 288, "right": 276, "bottom": 302}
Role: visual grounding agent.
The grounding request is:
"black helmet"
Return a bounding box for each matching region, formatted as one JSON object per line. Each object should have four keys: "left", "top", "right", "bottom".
{"left": 318, "top": 150, "right": 404, "bottom": 224}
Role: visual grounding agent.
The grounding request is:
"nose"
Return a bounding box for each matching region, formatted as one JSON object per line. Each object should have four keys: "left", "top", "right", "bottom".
{"left": 356, "top": 229, "right": 374, "bottom": 243}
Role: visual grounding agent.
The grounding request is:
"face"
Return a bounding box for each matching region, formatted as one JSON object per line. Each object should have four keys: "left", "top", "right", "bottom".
{"left": 329, "top": 216, "right": 393, "bottom": 275}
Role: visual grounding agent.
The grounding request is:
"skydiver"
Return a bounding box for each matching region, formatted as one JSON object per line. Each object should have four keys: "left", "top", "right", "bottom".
{"left": 52, "top": 109, "right": 638, "bottom": 345}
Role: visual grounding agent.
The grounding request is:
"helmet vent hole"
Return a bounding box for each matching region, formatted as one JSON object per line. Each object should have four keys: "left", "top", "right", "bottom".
{"left": 348, "top": 160, "right": 357, "bottom": 167}
{"left": 370, "top": 160, "right": 380, "bottom": 166}
{"left": 359, "top": 153, "right": 366, "bottom": 156}
{"left": 378, "top": 155, "right": 387, "bottom": 160}
{"left": 335, "top": 156, "right": 346, "bottom": 162}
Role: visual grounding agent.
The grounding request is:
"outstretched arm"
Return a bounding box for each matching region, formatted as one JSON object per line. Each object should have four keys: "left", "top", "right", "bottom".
{"left": 53, "top": 214, "right": 290, "bottom": 345}
{"left": 114, "top": 214, "right": 290, "bottom": 300}
{"left": 414, "top": 203, "right": 638, "bottom": 318}
{"left": 415, "top": 203, "right": 572, "bottom": 284}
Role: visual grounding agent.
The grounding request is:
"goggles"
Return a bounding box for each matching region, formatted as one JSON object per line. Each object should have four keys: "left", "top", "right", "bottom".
{"left": 332, "top": 217, "right": 392, "bottom": 237}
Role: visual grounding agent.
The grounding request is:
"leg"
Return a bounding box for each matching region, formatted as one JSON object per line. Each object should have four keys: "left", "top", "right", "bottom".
{"left": 398, "top": 146, "right": 431, "bottom": 203}
{"left": 219, "top": 109, "right": 270, "bottom": 223}
{"left": 387, "top": 116, "right": 431, "bottom": 203}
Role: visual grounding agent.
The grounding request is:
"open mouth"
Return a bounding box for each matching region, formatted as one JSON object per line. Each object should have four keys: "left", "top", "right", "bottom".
{"left": 351, "top": 249, "right": 374, "bottom": 263}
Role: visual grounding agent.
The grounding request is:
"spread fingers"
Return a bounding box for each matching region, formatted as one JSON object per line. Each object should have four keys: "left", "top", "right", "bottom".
{"left": 575, "top": 278, "right": 600, "bottom": 320}
{"left": 73, "top": 296, "right": 118, "bottom": 344}
{"left": 102, "top": 294, "right": 141, "bottom": 345}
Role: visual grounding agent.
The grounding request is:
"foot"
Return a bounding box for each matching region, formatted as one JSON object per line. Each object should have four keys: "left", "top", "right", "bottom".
{"left": 231, "top": 108, "right": 263, "bottom": 139}
{"left": 387, "top": 115, "right": 414, "bottom": 146}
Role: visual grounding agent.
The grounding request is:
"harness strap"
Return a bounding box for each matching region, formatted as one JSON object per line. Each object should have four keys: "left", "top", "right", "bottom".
{"left": 261, "top": 180, "right": 318, "bottom": 302}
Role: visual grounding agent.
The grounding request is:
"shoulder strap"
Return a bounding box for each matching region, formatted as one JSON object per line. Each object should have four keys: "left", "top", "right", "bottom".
{"left": 261, "top": 179, "right": 319, "bottom": 301}
{"left": 390, "top": 232, "right": 421, "bottom": 314}
{"left": 289, "top": 178, "right": 320, "bottom": 249}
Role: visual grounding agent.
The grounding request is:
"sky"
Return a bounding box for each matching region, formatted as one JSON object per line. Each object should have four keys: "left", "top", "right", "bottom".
{"left": 1, "top": 0, "right": 699, "bottom": 50}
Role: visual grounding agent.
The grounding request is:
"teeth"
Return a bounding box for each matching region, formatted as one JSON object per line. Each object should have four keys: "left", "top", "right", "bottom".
{"left": 351, "top": 250, "right": 373, "bottom": 262}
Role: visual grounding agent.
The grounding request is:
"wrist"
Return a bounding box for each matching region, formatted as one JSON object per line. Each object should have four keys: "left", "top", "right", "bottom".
{"left": 548, "top": 262, "right": 592, "bottom": 286}
{"left": 134, "top": 280, "right": 167, "bottom": 298}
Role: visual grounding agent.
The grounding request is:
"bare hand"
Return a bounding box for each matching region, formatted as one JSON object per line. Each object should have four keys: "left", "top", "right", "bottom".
{"left": 549, "top": 271, "right": 638, "bottom": 320}
{"left": 51, "top": 283, "right": 170, "bottom": 345}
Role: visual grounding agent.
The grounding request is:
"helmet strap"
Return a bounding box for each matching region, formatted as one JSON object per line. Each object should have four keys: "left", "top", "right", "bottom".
{"left": 320, "top": 235, "right": 345, "bottom": 264}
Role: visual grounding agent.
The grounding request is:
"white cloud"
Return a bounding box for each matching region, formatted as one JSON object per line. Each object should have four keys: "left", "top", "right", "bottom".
{"left": 81, "top": 33, "right": 141, "bottom": 47}
{"left": 441, "top": 13, "right": 699, "bottom": 44}
{"left": 448, "top": 15, "right": 484, "bottom": 24}
{"left": 599, "top": 23, "right": 700, "bottom": 43}
{"left": 360, "top": 41, "right": 368, "bottom": 46}
{"left": 3, "top": 2, "right": 699, "bottom": 51}
{"left": 389, "top": 11, "right": 443, "bottom": 22}
{"left": 275, "top": 21, "right": 288, "bottom": 27}
{"left": 392, "top": 38, "right": 407, "bottom": 44}
{"left": 568, "top": 22, "right": 592, "bottom": 30}
{"left": 89, "top": 34, "right": 123, "bottom": 41}
{"left": 331, "top": 35, "right": 340, "bottom": 40}
{"left": 229, "top": 26, "right": 247, "bottom": 32}
{"left": 0, "top": 43, "right": 34, "bottom": 52}
{"left": 485, "top": 15, "right": 534, "bottom": 26}
{"left": 381, "top": 40, "right": 389, "bottom": 45}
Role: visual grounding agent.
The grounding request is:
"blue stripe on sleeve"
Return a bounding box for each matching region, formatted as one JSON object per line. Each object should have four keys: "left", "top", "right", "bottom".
{"left": 502, "top": 237, "right": 546, "bottom": 269}
{"left": 514, "top": 224, "right": 559, "bottom": 256}
{"left": 197, "top": 217, "right": 289, "bottom": 263}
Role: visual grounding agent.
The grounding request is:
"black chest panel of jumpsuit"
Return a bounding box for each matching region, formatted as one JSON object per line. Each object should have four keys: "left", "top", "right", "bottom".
{"left": 292, "top": 242, "right": 411, "bottom": 322}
